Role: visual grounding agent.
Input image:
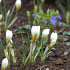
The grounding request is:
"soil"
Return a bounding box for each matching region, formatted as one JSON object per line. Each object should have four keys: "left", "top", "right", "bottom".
{"left": 0, "top": 0, "right": 70, "bottom": 70}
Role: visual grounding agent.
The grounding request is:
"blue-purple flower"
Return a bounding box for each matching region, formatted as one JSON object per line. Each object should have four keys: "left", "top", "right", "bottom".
{"left": 34, "top": 16, "right": 37, "bottom": 19}
{"left": 57, "top": 13, "right": 62, "bottom": 20}
{"left": 32, "top": 13, "right": 38, "bottom": 16}
{"left": 57, "top": 13, "right": 62, "bottom": 25}
{"left": 32, "top": 13, "right": 38, "bottom": 19}
{"left": 42, "top": 17, "right": 45, "bottom": 23}
{"left": 50, "top": 16, "right": 57, "bottom": 25}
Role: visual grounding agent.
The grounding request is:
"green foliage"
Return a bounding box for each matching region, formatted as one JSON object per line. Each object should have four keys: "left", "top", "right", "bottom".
{"left": 56, "top": 0, "right": 70, "bottom": 24}
{"left": 13, "top": 24, "right": 31, "bottom": 33}
{"left": 62, "top": 31, "right": 70, "bottom": 55}
{"left": 32, "top": 9, "right": 61, "bottom": 30}
{"left": 64, "top": 49, "right": 70, "bottom": 55}
{"left": 0, "top": 0, "right": 20, "bottom": 31}
{"left": 27, "top": 11, "right": 31, "bottom": 17}
{"left": 60, "top": 22, "right": 70, "bottom": 27}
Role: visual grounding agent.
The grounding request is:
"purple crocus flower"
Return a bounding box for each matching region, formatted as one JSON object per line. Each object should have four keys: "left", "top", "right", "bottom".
{"left": 57, "top": 13, "right": 62, "bottom": 20}
{"left": 50, "top": 16, "right": 57, "bottom": 25}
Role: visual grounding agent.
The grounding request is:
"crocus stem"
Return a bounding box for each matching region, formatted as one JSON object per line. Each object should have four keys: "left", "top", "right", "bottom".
{"left": 34, "top": 46, "right": 41, "bottom": 61}
{"left": 28, "top": 16, "right": 30, "bottom": 24}
{"left": 25, "top": 42, "right": 33, "bottom": 64}
{"left": 32, "top": 43, "right": 36, "bottom": 53}
{"left": 44, "top": 46, "right": 48, "bottom": 55}
{"left": 0, "top": 26, "right": 1, "bottom": 36}
{"left": 43, "top": 45, "right": 54, "bottom": 61}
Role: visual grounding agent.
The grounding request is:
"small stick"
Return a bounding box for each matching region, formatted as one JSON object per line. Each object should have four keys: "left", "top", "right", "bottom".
{"left": 58, "top": 27, "right": 66, "bottom": 34}
{"left": 35, "top": 65, "right": 47, "bottom": 70}
{"left": 8, "top": 17, "right": 17, "bottom": 28}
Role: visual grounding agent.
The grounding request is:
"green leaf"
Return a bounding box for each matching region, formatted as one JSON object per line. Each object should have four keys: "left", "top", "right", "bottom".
{"left": 56, "top": 1, "right": 66, "bottom": 17}
{"left": 63, "top": 38, "right": 69, "bottom": 41}
{"left": 68, "top": 32, "right": 70, "bottom": 35}
{"left": 23, "top": 24, "right": 31, "bottom": 30}
{"left": 27, "top": 11, "right": 31, "bottom": 17}
{"left": 62, "top": 31, "right": 68, "bottom": 35}
{"left": 13, "top": 29, "right": 18, "bottom": 33}
{"left": 64, "top": 50, "right": 69, "bottom": 55}
{"left": 67, "top": 0, "right": 70, "bottom": 11}
{"left": 62, "top": 31, "right": 70, "bottom": 36}
{"left": 61, "top": 22, "right": 70, "bottom": 27}
{"left": 66, "top": 42, "right": 70, "bottom": 46}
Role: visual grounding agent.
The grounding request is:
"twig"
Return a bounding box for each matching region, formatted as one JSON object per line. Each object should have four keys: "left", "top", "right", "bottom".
{"left": 58, "top": 27, "right": 66, "bottom": 34}
{"left": 8, "top": 17, "right": 17, "bottom": 28}
{"left": 13, "top": 32, "right": 26, "bottom": 35}
{"left": 35, "top": 65, "right": 47, "bottom": 70}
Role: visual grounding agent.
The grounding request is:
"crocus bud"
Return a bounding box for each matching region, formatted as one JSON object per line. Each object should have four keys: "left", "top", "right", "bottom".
{"left": 66, "top": 11, "right": 69, "bottom": 24}
{"left": 1, "top": 58, "right": 8, "bottom": 70}
{"left": 6, "top": 30, "right": 13, "bottom": 44}
{"left": 6, "top": 10, "right": 10, "bottom": 17}
{"left": 42, "top": 29, "right": 50, "bottom": 41}
{"left": 13, "top": 57, "right": 16, "bottom": 63}
{"left": 41, "top": 0, "right": 44, "bottom": 3}
{"left": 50, "top": 32, "right": 58, "bottom": 46}
{"left": 0, "top": 14, "right": 2, "bottom": 21}
{"left": 4, "top": 49, "right": 9, "bottom": 59}
{"left": 31, "top": 26, "right": 40, "bottom": 43}
{"left": 11, "top": 49, "right": 14, "bottom": 57}
{"left": 15, "top": 0, "right": 21, "bottom": 11}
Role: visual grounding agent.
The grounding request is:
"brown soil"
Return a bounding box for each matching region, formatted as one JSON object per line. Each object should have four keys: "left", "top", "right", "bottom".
{"left": 0, "top": 0, "right": 70, "bottom": 70}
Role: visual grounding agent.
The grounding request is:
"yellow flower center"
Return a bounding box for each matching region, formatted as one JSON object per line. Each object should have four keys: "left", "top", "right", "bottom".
{"left": 16, "top": 7, "right": 20, "bottom": 11}
{"left": 32, "top": 34, "right": 38, "bottom": 43}
{"left": 6, "top": 39, "right": 9, "bottom": 44}
{"left": 48, "top": 45, "right": 52, "bottom": 49}
{"left": 42, "top": 36, "right": 47, "bottom": 41}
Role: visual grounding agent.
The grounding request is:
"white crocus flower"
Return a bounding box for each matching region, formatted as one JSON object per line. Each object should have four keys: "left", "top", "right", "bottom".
{"left": 1, "top": 58, "right": 8, "bottom": 70}
{"left": 46, "top": 68, "right": 49, "bottom": 70}
{"left": 50, "top": 32, "right": 58, "bottom": 46}
{"left": 0, "top": 0, "right": 1, "bottom": 3}
{"left": 0, "top": 14, "right": 2, "bottom": 21}
{"left": 42, "top": 29, "right": 50, "bottom": 41}
{"left": 31, "top": 26, "right": 40, "bottom": 43}
{"left": 15, "top": 0, "right": 21, "bottom": 11}
{"left": 6, "top": 30, "right": 13, "bottom": 44}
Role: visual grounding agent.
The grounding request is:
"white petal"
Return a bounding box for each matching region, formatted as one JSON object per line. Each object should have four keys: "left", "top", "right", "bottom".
{"left": 1, "top": 58, "right": 8, "bottom": 69}
{"left": 6, "top": 30, "right": 13, "bottom": 41}
{"left": 16, "top": 0, "right": 21, "bottom": 8}
{"left": 50, "top": 32, "right": 57, "bottom": 46}
{"left": 42, "top": 29, "right": 50, "bottom": 37}
{"left": 31, "top": 26, "right": 40, "bottom": 38}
